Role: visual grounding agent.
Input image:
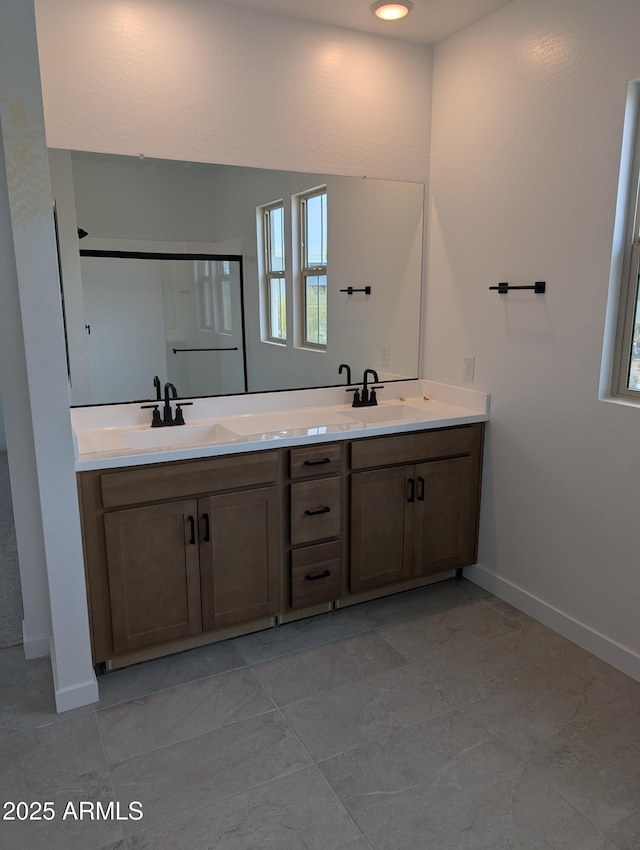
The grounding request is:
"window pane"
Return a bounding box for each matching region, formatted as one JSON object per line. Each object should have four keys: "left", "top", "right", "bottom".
{"left": 221, "top": 279, "right": 232, "bottom": 332}
{"left": 304, "top": 192, "right": 327, "bottom": 267}
{"left": 269, "top": 277, "right": 286, "bottom": 340}
{"left": 268, "top": 207, "right": 285, "bottom": 273}
{"left": 195, "top": 261, "right": 213, "bottom": 331}
{"left": 305, "top": 274, "right": 327, "bottom": 346}
{"left": 627, "top": 265, "right": 640, "bottom": 390}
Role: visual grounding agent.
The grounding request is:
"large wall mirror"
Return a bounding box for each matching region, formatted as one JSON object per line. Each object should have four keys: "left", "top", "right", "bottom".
{"left": 50, "top": 150, "right": 424, "bottom": 406}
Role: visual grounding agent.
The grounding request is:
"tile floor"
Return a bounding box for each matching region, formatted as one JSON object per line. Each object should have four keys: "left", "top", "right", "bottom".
{"left": 1, "top": 577, "right": 639, "bottom": 850}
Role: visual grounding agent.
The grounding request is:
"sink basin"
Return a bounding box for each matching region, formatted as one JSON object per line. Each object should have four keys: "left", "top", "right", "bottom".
{"left": 122, "top": 422, "right": 241, "bottom": 450}
{"left": 222, "top": 408, "right": 353, "bottom": 437}
{"left": 339, "top": 404, "right": 434, "bottom": 425}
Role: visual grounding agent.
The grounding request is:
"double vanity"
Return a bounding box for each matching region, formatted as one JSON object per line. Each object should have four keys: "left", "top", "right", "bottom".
{"left": 72, "top": 380, "right": 489, "bottom": 670}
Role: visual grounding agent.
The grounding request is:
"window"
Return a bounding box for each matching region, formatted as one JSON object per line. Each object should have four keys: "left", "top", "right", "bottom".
{"left": 194, "top": 260, "right": 233, "bottom": 334}
{"left": 300, "top": 188, "right": 327, "bottom": 348}
{"left": 263, "top": 203, "right": 287, "bottom": 342}
{"left": 611, "top": 82, "right": 640, "bottom": 399}
{"left": 214, "top": 260, "right": 233, "bottom": 334}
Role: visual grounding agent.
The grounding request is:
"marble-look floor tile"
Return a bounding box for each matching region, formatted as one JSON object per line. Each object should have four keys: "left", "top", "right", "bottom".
{"left": 329, "top": 758, "right": 596, "bottom": 850}
{"left": 253, "top": 632, "right": 407, "bottom": 706}
{"left": 282, "top": 661, "right": 458, "bottom": 761}
{"left": 127, "top": 765, "right": 363, "bottom": 850}
{"left": 1, "top": 819, "right": 126, "bottom": 850}
{"left": 0, "top": 646, "right": 95, "bottom": 737}
{"left": 97, "top": 639, "right": 247, "bottom": 708}
{"left": 403, "top": 623, "right": 589, "bottom": 715}
{"left": 98, "top": 667, "right": 274, "bottom": 764}
{"left": 349, "top": 577, "right": 486, "bottom": 630}
{"left": 458, "top": 659, "right": 636, "bottom": 760}
{"left": 577, "top": 654, "right": 640, "bottom": 705}
{"left": 232, "top": 607, "right": 371, "bottom": 665}
{"left": 0, "top": 712, "right": 107, "bottom": 795}
{"left": 320, "top": 709, "right": 519, "bottom": 819}
{"left": 475, "top": 591, "right": 535, "bottom": 624}
{"left": 529, "top": 708, "right": 640, "bottom": 834}
{"left": 0, "top": 714, "right": 123, "bottom": 850}
{"left": 111, "top": 710, "right": 312, "bottom": 835}
{"left": 606, "top": 809, "right": 640, "bottom": 850}
{"left": 575, "top": 837, "right": 624, "bottom": 850}
{"left": 378, "top": 597, "right": 522, "bottom": 662}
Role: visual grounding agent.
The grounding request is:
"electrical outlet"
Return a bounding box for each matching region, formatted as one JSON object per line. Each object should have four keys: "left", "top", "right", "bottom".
{"left": 381, "top": 345, "right": 390, "bottom": 368}
{"left": 463, "top": 355, "right": 475, "bottom": 382}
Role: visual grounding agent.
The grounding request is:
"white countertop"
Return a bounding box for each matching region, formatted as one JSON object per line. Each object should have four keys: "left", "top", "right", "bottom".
{"left": 71, "top": 380, "right": 489, "bottom": 472}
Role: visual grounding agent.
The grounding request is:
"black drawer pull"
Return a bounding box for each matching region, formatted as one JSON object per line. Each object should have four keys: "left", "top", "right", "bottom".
{"left": 188, "top": 515, "right": 196, "bottom": 545}
{"left": 304, "top": 506, "right": 331, "bottom": 516}
{"left": 202, "top": 513, "right": 211, "bottom": 542}
{"left": 417, "top": 477, "right": 425, "bottom": 502}
{"left": 303, "top": 457, "right": 332, "bottom": 466}
{"left": 408, "top": 478, "right": 415, "bottom": 503}
{"left": 305, "top": 569, "right": 331, "bottom": 582}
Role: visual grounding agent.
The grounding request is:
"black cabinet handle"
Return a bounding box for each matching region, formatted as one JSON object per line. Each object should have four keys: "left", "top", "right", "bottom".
{"left": 188, "top": 515, "right": 196, "bottom": 545}
{"left": 303, "top": 457, "right": 331, "bottom": 466}
{"left": 408, "top": 478, "right": 415, "bottom": 503}
{"left": 304, "top": 506, "right": 331, "bottom": 516}
{"left": 418, "top": 477, "right": 425, "bottom": 502}
{"left": 305, "top": 569, "right": 331, "bottom": 582}
{"left": 202, "top": 513, "right": 210, "bottom": 542}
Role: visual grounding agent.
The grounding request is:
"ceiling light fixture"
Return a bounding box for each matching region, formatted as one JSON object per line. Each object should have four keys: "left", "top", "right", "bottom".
{"left": 371, "top": 0, "right": 413, "bottom": 21}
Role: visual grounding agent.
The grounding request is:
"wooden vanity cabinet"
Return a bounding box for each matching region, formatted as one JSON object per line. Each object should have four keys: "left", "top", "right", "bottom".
{"left": 349, "top": 424, "right": 484, "bottom": 594}
{"left": 78, "top": 422, "right": 484, "bottom": 668}
{"left": 79, "top": 450, "right": 282, "bottom": 663}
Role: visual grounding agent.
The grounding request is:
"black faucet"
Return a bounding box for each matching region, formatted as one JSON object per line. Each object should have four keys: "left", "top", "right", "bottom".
{"left": 338, "top": 363, "right": 352, "bottom": 385}
{"left": 362, "top": 369, "right": 379, "bottom": 405}
{"left": 163, "top": 382, "right": 177, "bottom": 425}
{"left": 141, "top": 381, "right": 193, "bottom": 426}
{"left": 348, "top": 368, "right": 384, "bottom": 407}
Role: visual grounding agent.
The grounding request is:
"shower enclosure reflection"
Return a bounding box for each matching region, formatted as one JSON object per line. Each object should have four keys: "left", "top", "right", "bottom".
{"left": 80, "top": 252, "right": 245, "bottom": 403}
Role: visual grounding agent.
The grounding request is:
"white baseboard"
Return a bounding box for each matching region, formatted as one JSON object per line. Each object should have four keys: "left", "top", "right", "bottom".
{"left": 465, "top": 563, "right": 640, "bottom": 684}
{"left": 22, "top": 622, "right": 50, "bottom": 659}
{"left": 48, "top": 635, "right": 99, "bottom": 712}
{"left": 54, "top": 678, "right": 100, "bottom": 713}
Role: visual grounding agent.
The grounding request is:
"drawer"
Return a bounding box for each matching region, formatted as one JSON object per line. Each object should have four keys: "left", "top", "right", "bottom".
{"left": 289, "top": 443, "right": 341, "bottom": 480}
{"left": 291, "top": 542, "right": 342, "bottom": 608}
{"left": 290, "top": 477, "right": 341, "bottom": 545}
{"left": 100, "top": 450, "right": 281, "bottom": 508}
{"left": 350, "top": 425, "right": 481, "bottom": 471}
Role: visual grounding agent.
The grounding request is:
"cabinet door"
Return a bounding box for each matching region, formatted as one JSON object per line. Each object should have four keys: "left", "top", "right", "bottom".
{"left": 412, "top": 456, "right": 476, "bottom": 577}
{"left": 104, "top": 500, "right": 202, "bottom": 654}
{"left": 199, "top": 486, "right": 281, "bottom": 631}
{"left": 350, "top": 466, "right": 413, "bottom": 593}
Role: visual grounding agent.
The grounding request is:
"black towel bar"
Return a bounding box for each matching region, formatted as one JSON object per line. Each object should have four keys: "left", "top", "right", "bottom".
{"left": 489, "top": 281, "right": 546, "bottom": 294}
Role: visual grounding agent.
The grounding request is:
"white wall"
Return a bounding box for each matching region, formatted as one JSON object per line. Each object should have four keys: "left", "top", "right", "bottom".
{"left": 35, "top": 0, "right": 432, "bottom": 183}
{"left": 426, "top": 0, "right": 640, "bottom": 678}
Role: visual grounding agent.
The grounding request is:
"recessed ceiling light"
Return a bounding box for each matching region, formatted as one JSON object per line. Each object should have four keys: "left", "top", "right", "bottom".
{"left": 371, "top": 1, "right": 413, "bottom": 21}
